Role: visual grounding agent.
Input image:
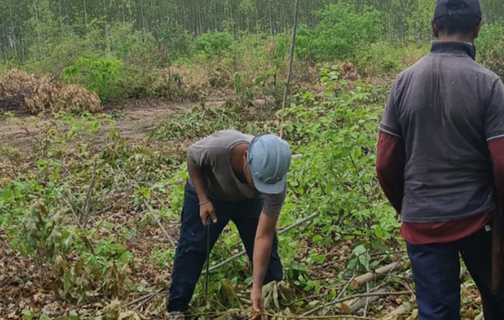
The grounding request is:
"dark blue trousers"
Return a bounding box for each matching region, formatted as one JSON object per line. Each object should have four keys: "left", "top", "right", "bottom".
{"left": 167, "top": 183, "right": 283, "bottom": 312}
{"left": 407, "top": 226, "right": 504, "bottom": 320}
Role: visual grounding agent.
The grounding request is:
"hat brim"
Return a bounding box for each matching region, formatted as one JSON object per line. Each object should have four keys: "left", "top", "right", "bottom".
{"left": 252, "top": 173, "right": 287, "bottom": 195}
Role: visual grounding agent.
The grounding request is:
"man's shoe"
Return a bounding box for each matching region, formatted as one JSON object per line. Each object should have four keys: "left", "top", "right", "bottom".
{"left": 165, "top": 311, "right": 185, "bottom": 320}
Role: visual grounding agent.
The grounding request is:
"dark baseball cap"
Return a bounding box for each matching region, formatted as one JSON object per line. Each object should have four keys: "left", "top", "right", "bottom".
{"left": 434, "top": 0, "right": 482, "bottom": 20}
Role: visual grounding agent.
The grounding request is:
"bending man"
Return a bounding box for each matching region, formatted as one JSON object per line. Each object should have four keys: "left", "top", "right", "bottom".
{"left": 167, "top": 130, "right": 291, "bottom": 320}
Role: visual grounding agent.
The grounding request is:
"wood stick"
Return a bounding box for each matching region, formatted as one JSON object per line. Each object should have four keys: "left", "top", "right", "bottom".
{"left": 82, "top": 158, "right": 98, "bottom": 228}
{"left": 142, "top": 198, "right": 177, "bottom": 247}
{"left": 326, "top": 291, "right": 409, "bottom": 311}
{"left": 127, "top": 288, "right": 165, "bottom": 307}
{"left": 209, "top": 212, "right": 320, "bottom": 272}
{"left": 279, "top": 0, "right": 300, "bottom": 139}
{"left": 57, "top": 190, "right": 83, "bottom": 228}
{"left": 346, "top": 288, "right": 388, "bottom": 314}
{"left": 267, "top": 312, "right": 380, "bottom": 320}
{"left": 133, "top": 288, "right": 164, "bottom": 310}
{"left": 117, "top": 165, "right": 177, "bottom": 247}
{"left": 302, "top": 275, "right": 356, "bottom": 317}
{"left": 323, "top": 275, "right": 356, "bottom": 315}
{"left": 351, "top": 262, "right": 403, "bottom": 289}
{"left": 363, "top": 282, "right": 370, "bottom": 317}
{"left": 385, "top": 305, "right": 405, "bottom": 318}
{"left": 229, "top": 209, "right": 317, "bottom": 250}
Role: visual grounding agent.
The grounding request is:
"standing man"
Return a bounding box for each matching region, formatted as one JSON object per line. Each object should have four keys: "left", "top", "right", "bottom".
{"left": 166, "top": 130, "right": 291, "bottom": 320}
{"left": 376, "top": 0, "right": 504, "bottom": 319}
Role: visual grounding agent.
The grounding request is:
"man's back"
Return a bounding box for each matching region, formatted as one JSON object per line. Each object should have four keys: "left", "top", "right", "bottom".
{"left": 380, "top": 41, "right": 503, "bottom": 222}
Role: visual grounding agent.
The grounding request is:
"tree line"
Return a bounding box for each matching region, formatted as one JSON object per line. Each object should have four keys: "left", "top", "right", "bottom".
{"left": 1, "top": 0, "right": 503, "bottom": 63}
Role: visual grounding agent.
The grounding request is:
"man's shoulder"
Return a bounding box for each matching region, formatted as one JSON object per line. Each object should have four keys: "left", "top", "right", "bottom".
{"left": 403, "top": 53, "right": 499, "bottom": 79}
{"left": 391, "top": 56, "right": 429, "bottom": 85}
{"left": 208, "top": 130, "right": 253, "bottom": 145}
{"left": 191, "top": 130, "right": 252, "bottom": 150}
{"left": 394, "top": 54, "right": 501, "bottom": 89}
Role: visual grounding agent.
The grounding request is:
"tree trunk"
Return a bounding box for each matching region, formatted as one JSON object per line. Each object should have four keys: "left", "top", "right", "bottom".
{"left": 8, "top": 1, "right": 17, "bottom": 58}
{"left": 280, "top": 0, "right": 300, "bottom": 138}
{"left": 102, "top": 0, "right": 110, "bottom": 54}
{"left": 83, "top": 0, "right": 88, "bottom": 30}
{"left": 58, "top": 0, "right": 63, "bottom": 34}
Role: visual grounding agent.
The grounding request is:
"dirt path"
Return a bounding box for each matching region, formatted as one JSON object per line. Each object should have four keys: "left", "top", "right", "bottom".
{"left": 0, "top": 97, "right": 227, "bottom": 147}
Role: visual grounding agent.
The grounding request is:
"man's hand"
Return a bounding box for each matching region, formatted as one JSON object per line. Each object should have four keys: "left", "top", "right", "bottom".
{"left": 200, "top": 202, "right": 217, "bottom": 226}
{"left": 249, "top": 289, "right": 265, "bottom": 320}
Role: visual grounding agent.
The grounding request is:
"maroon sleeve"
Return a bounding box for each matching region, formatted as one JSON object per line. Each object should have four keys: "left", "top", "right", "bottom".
{"left": 488, "top": 138, "right": 504, "bottom": 211}
{"left": 376, "top": 131, "right": 406, "bottom": 213}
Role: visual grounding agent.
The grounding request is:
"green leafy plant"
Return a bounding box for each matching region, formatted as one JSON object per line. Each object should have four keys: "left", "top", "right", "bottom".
{"left": 296, "top": 3, "right": 382, "bottom": 63}
{"left": 61, "top": 58, "right": 122, "bottom": 101}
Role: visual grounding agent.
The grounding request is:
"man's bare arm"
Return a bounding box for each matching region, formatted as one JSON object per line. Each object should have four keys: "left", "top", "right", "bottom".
{"left": 252, "top": 213, "right": 277, "bottom": 293}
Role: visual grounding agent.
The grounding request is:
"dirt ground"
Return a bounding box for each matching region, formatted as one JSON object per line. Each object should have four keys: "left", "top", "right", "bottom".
{"left": 0, "top": 97, "right": 228, "bottom": 148}
{"left": 0, "top": 96, "right": 486, "bottom": 320}
{"left": 0, "top": 97, "right": 229, "bottom": 320}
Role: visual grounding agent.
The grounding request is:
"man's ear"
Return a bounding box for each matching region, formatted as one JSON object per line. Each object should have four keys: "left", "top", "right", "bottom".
{"left": 431, "top": 19, "right": 440, "bottom": 39}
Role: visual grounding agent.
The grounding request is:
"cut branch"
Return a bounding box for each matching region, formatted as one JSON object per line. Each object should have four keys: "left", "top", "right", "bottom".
{"left": 142, "top": 198, "right": 177, "bottom": 247}
{"left": 303, "top": 275, "right": 356, "bottom": 317}
{"left": 57, "top": 190, "right": 83, "bottom": 228}
{"left": 117, "top": 165, "right": 177, "bottom": 247}
{"left": 344, "top": 288, "right": 388, "bottom": 314}
{"left": 351, "top": 261, "right": 405, "bottom": 289}
{"left": 127, "top": 288, "right": 165, "bottom": 307}
{"left": 82, "top": 158, "right": 98, "bottom": 228}
{"left": 209, "top": 212, "right": 320, "bottom": 272}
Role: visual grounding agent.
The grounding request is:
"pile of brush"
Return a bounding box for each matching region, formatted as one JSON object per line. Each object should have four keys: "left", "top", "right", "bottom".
{"left": 0, "top": 69, "right": 102, "bottom": 114}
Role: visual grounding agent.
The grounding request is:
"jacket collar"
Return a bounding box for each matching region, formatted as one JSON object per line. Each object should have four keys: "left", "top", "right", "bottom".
{"left": 430, "top": 41, "right": 476, "bottom": 60}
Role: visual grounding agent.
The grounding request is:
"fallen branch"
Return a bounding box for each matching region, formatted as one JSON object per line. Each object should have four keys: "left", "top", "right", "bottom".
{"left": 278, "top": 212, "right": 321, "bottom": 234}
{"left": 343, "top": 288, "right": 388, "bottom": 314}
{"left": 190, "top": 310, "right": 381, "bottom": 320}
{"left": 127, "top": 288, "right": 165, "bottom": 307}
{"left": 229, "top": 207, "right": 316, "bottom": 250}
{"left": 117, "top": 165, "right": 177, "bottom": 247}
{"left": 351, "top": 261, "right": 405, "bottom": 289}
{"left": 266, "top": 312, "right": 381, "bottom": 320}
{"left": 57, "top": 190, "right": 83, "bottom": 228}
{"left": 82, "top": 158, "right": 98, "bottom": 228}
{"left": 328, "top": 291, "right": 409, "bottom": 310}
{"left": 134, "top": 288, "right": 166, "bottom": 310}
{"left": 384, "top": 305, "right": 406, "bottom": 319}
{"left": 303, "top": 275, "right": 356, "bottom": 317}
{"left": 363, "top": 282, "right": 370, "bottom": 317}
{"left": 95, "top": 190, "right": 134, "bottom": 215}
{"left": 142, "top": 198, "right": 177, "bottom": 247}
{"left": 209, "top": 212, "right": 320, "bottom": 272}
{"left": 376, "top": 259, "right": 405, "bottom": 289}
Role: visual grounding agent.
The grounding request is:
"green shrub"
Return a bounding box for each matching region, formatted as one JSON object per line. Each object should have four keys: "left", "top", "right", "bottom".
{"left": 195, "top": 31, "right": 234, "bottom": 56}
{"left": 295, "top": 2, "right": 383, "bottom": 63}
{"left": 61, "top": 57, "right": 122, "bottom": 101}
{"left": 476, "top": 23, "right": 504, "bottom": 78}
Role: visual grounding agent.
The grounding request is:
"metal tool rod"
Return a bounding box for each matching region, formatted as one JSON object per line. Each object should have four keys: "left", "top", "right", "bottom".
{"left": 205, "top": 216, "right": 211, "bottom": 303}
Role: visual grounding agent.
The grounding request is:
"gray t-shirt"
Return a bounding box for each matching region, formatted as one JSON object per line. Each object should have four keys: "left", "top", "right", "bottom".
{"left": 187, "top": 130, "right": 287, "bottom": 217}
{"left": 379, "top": 41, "right": 504, "bottom": 223}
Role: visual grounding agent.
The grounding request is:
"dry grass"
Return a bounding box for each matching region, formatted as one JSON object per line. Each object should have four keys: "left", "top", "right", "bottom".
{"left": 0, "top": 69, "right": 101, "bottom": 114}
